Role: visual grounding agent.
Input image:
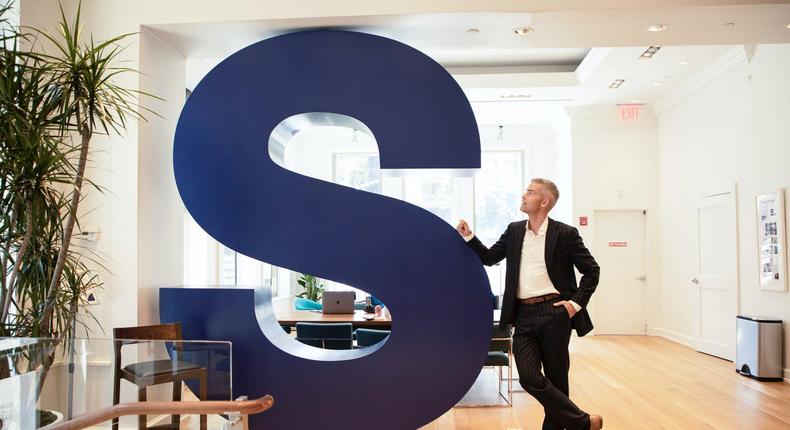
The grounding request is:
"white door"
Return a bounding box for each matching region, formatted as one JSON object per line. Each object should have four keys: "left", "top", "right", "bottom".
{"left": 593, "top": 210, "right": 647, "bottom": 335}
{"left": 695, "top": 191, "right": 738, "bottom": 360}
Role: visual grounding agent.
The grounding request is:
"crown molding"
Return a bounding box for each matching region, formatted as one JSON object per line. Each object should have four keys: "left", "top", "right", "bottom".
{"left": 566, "top": 105, "right": 657, "bottom": 130}
{"left": 653, "top": 45, "right": 747, "bottom": 115}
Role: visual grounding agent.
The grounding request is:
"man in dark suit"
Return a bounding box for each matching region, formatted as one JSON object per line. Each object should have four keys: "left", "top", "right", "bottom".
{"left": 457, "top": 178, "right": 603, "bottom": 430}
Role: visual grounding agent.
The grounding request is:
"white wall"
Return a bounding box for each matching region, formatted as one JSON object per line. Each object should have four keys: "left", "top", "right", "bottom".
{"left": 655, "top": 44, "right": 790, "bottom": 377}
{"left": 567, "top": 105, "right": 660, "bottom": 330}
{"left": 137, "top": 29, "right": 187, "bottom": 326}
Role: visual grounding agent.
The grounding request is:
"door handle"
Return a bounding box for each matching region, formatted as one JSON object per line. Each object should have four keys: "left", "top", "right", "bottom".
{"left": 691, "top": 278, "right": 699, "bottom": 284}
{"left": 635, "top": 275, "right": 646, "bottom": 281}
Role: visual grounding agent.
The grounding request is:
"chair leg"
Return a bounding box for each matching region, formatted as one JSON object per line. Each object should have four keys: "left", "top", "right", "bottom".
{"left": 138, "top": 386, "right": 147, "bottom": 430}
{"left": 112, "top": 375, "right": 120, "bottom": 430}
{"left": 507, "top": 347, "right": 513, "bottom": 405}
{"left": 199, "top": 370, "right": 208, "bottom": 430}
{"left": 172, "top": 380, "right": 182, "bottom": 427}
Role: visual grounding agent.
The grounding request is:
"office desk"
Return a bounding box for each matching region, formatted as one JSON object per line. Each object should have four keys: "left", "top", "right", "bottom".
{"left": 278, "top": 309, "right": 502, "bottom": 329}
{"left": 277, "top": 309, "right": 392, "bottom": 329}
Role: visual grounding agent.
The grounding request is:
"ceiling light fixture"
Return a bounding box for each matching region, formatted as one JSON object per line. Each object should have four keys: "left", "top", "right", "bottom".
{"left": 785, "top": 23, "right": 790, "bottom": 30}
{"left": 609, "top": 79, "right": 625, "bottom": 89}
{"left": 466, "top": 28, "right": 480, "bottom": 33}
{"left": 639, "top": 46, "right": 661, "bottom": 59}
{"left": 722, "top": 22, "right": 736, "bottom": 28}
{"left": 647, "top": 23, "right": 669, "bottom": 32}
{"left": 652, "top": 82, "right": 662, "bottom": 87}
{"left": 679, "top": 60, "right": 691, "bottom": 65}
{"left": 513, "top": 27, "right": 534, "bottom": 36}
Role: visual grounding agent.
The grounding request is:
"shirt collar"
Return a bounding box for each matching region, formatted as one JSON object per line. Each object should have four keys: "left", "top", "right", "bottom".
{"left": 527, "top": 218, "right": 548, "bottom": 236}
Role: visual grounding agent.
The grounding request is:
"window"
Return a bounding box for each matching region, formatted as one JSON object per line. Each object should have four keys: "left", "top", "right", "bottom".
{"left": 333, "top": 153, "right": 382, "bottom": 193}
{"left": 402, "top": 176, "right": 458, "bottom": 225}
{"left": 474, "top": 151, "right": 524, "bottom": 245}
{"left": 184, "top": 212, "right": 279, "bottom": 297}
{"left": 219, "top": 246, "right": 236, "bottom": 285}
{"left": 474, "top": 151, "right": 524, "bottom": 296}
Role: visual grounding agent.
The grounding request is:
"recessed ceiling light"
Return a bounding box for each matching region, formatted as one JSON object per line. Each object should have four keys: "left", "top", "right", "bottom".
{"left": 631, "top": 99, "right": 640, "bottom": 103}
{"left": 652, "top": 82, "right": 662, "bottom": 87}
{"left": 647, "top": 23, "right": 669, "bottom": 32}
{"left": 722, "top": 22, "right": 736, "bottom": 28}
{"left": 513, "top": 27, "right": 534, "bottom": 36}
{"left": 609, "top": 79, "right": 625, "bottom": 89}
{"left": 466, "top": 28, "right": 480, "bottom": 33}
{"left": 785, "top": 23, "right": 790, "bottom": 30}
{"left": 639, "top": 45, "right": 661, "bottom": 59}
{"left": 679, "top": 60, "right": 691, "bottom": 65}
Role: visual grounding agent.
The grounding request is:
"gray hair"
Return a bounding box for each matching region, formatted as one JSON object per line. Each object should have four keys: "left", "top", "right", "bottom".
{"left": 530, "top": 178, "right": 560, "bottom": 209}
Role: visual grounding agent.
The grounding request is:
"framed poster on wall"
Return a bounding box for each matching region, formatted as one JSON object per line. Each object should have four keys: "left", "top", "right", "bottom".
{"left": 756, "top": 189, "right": 787, "bottom": 291}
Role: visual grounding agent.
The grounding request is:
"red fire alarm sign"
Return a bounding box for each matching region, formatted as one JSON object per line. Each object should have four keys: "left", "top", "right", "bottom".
{"left": 579, "top": 216, "right": 588, "bottom": 226}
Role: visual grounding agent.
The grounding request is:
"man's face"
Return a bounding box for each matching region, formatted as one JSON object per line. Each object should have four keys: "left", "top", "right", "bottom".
{"left": 520, "top": 183, "right": 548, "bottom": 214}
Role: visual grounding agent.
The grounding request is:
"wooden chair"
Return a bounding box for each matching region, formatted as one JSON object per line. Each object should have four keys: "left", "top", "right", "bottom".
{"left": 112, "top": 322, "right": 207, "bottom": 430}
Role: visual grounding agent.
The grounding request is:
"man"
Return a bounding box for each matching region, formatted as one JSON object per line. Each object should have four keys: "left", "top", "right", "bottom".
{"left": 457, "top": 178, "right": 603, "bottom": 430}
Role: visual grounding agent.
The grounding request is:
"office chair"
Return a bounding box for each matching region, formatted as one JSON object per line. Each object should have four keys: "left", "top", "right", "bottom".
{"left": 487, "top": 324, "right": 513, "bottom": 406}
{"left": 295, "top": 323, "right": 353, "bottom": 349}
{"left": 456, "top": 324, "right": 513, "bottom": 408}
{"left": 355, "top": 328, "right": 390, "bottom": 347}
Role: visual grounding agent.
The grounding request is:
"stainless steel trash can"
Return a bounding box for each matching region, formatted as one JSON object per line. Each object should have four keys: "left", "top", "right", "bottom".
{"left": 735, "top": 315, "right": 783, "bottom": 381}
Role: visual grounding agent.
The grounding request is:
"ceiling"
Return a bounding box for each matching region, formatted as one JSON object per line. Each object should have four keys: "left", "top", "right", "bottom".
{"left": 157, "top": 4, "right": 790, "bottom": 110}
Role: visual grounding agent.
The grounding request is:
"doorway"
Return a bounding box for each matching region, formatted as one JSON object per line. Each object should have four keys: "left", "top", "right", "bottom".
{"left": 593, "top": 210, "right": 648, "bottom": 335}
{"left": 694, "top": 190, "right": 738, "bottom": 360}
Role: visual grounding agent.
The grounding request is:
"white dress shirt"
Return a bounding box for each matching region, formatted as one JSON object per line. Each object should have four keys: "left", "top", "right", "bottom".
{"left": 518, "top": 219, "right": 558, "bottom": 299}
{"left": 466, "top": 220, "right": 581, "bottom": 312}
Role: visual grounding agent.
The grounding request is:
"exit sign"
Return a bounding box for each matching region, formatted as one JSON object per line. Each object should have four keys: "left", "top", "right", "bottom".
{"left": 608, "top": 241, "right": 628, "bottom": 247}
{"left": 619, "top": 104, "right": 640, "bottom": 120}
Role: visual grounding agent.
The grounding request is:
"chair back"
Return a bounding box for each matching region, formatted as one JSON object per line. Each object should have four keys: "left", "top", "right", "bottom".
{"left": 296, "top": 323, "right": 353, "bottom": 349}
{"left": 355, "top": 328, "right": 390, "bottom": 347}
{"left": 490, "top": 324, "right": 511, "bottom": 353}
{"left": 113, "top": 322, "right": 183, "bottom": 371}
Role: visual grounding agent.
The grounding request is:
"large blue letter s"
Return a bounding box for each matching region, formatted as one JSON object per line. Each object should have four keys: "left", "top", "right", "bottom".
{"left": 163, "top": 31, "right": 491, "bottom": 429}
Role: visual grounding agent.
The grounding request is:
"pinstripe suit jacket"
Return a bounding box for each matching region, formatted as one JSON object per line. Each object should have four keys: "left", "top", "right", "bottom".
{"left": 467, "top": 218, "right": 600, "bottom": 336}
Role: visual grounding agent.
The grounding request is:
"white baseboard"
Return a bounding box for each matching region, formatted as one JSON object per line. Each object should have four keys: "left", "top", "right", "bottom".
{"left": 649, "top": 327, "right": 696, "bottom": 349}
{"left": 650, "top": 328, "right": 790, "bottom": 385}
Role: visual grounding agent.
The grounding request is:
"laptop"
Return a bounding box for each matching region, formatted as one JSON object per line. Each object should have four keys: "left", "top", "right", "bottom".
{"left": 322, "top": 291, "right": 356, "bottom": 314}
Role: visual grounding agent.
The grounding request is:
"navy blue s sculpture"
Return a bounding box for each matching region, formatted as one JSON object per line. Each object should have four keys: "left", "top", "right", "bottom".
{"left": 162, "top": 30, "right": 491, "bottom": 429}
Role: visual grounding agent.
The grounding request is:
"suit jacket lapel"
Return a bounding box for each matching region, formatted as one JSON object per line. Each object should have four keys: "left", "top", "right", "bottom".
{"left": 544, "top": 218, "right": 559, "bottom": 273}
{"left": 511, "top": 220, "right": 527, "bottom": 274}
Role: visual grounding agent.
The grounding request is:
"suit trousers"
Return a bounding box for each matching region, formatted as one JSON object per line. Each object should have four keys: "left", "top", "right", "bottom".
{"left": 512, "top": 298, "right": 590, "bottom": 430}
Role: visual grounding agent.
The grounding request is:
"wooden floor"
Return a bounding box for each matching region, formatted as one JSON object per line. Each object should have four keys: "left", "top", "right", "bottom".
{"left": 423, "top": 336, "right": 790, "bottom": 430}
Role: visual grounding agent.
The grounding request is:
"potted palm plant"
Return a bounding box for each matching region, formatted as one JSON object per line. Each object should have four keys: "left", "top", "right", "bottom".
{"left": 296, "top": 274, "right": 324, "bottom": 302}
{"left": 0, "top": 1, "right": 157, "bottom": 425}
